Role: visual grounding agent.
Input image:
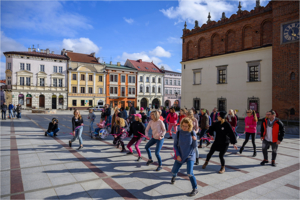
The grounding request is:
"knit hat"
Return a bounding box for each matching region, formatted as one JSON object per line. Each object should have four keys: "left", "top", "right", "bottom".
{"left": 133, "top": 114, "right": 142, "bottom": 118}
{"left": 140, "top": 107, "right": 144, "bottom": 111}
{"left": 117, "top": 113, "right": 122, "bottom": 118}
{"left": 218, "top": 111, "right": 227, "bottom": 119}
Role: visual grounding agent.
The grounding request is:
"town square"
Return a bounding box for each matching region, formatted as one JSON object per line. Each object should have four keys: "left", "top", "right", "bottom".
{"left": 0, "top": 0, "right": 299, "bottom": 199}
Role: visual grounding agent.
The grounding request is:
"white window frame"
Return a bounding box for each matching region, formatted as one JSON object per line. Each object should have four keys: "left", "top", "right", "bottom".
{"left": 53, "top": 66, "right": 57, "bottom": 73}
{"left": 170, "top": 89, "right": 173, "bottom": 94}
{"left": 139, "top": 85, "right": 143, "bottom": 93}
{"left": 193, "top": 68, "right": 202, "bottom": 85}
{"left": 146, "top": 77, "right": 149, "bottom": 82}
{"left": 140, "top": 76, "right": 143, "bottom": 82}
{"left": 26, "top": 63, "right": 31, "bottom": 71}
{"left": 99, "top": 88, "right": 103, "bottom": 94}
{"left": 247, "top": 60, "right": 261, "bottom": 82}
{"left": 26, "top": 77, "right": 31, "bottom": 86}
{"left": 53, "top": 78, "right": 57, "bottom": 87}
{"left": 178, "top": 80, "right": 181, "bottom": 86}
{"left": 152, "top": 86, "right": 155, "bottom": 93}
{"left": 152, "top": 77, "right": 155, "bottom": 83}
{"left": 174, "top": 80, "right": 177, "bottom": 85}
{"left": 121, "top": 86, "right": 126, "bottom": 96}
{"left": 110, "top": 86, "right": 118, "bottom": 94}
{"left": 121, "top": 75, "right": 126, "bottom": 83}
{"left": 7, "top": 62, "right": 11, "bottom": 70}
{"left": 40, "top": 78, "right": 45, "bottom": 86}
{"left": 59, "top": 66, "right": 63, "bottom": 73}
{"left": 158, "top": 87, "right": 161, "bottom": 93}
{"left": 216, "top": 65, "right": 228, "bottom": 84}
{"left": 170, "top": 80, "right": 172, "bottom": 85}
{"left": 40, "top": 65, "right": 45, "bottom": 72}
{"left": 20, "top": 63, "right": 25, "bottom": 70}
{"left": 20, "top": 77, "right": 24, "bottom": 85}
{"left": 59, "top": 79, "right": 63, "bottom": 87}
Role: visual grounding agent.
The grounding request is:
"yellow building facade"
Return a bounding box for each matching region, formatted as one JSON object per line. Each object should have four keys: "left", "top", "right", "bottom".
{"left": 65, "top": 50, "right": 106, "bottom": 109}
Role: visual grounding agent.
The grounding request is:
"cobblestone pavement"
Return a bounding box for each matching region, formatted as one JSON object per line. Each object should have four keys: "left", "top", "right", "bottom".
{"left": 1, "top": 113, "right": 299, "bottom": 199}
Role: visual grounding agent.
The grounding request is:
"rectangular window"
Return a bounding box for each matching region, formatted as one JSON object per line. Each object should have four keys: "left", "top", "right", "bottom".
{"left": 99, "top": 88, "right": 103, "bottom": 94}
{"left": 26, "top": 63, "right": 31, "bottom": 71}
{"left": 122, "top": 75, "right": 126, "bottom": 83}
{"left": 114, "top": 75, "right": 118, "bottom": 82}
{"left": 146, "top": 77, "right": 149, "bottom": 82}
{"left": 146, "top": 87, "right": 149, "bottom": 93}
{"left": 110, "top": 75, "right": 114, "bottom": 82}
{"left": 88, "top": 87, "right": 93, "bottom": 93}
{"left": 158, "top": 87, "right": 161, "bottom": 93}
{"left": 193, "top": 71, "right": 201, "bottom": 84}
{"left": 72, "top": 87, "right": 77, "bottom": 93}
{"left": 193, "top": 99, "right": 200, "bottom": 111}
{"left": 140, "top": 85, "right": 143, "bottom": 93}
{"left": 152, "top": 77, "right": 155, "bottom": 83}
{"left": 114, "top": 87, "right": 118, "bottom": 94}
{"left": 165, "top": 89, "right": 168, "bottom": 94}
{"left": 59, "top": 66, "right": 62, "bottom": 73}
{"left": 110, "top": 87, "right": 113, "bottom": 94}
{"left": 170, "top": 90, "right": 172, "bottom": 94}
{"left": 40, "top": 65, "right": 45, "bottom": 72}
{"left": 178, "top": 80, "right": 181, "bottom": 86}
{"left": 218, "top": 69, "right": 226, "bottom": 84}
{"left": 249, "top": 66, "right": 259, "bottom": 82}
{"left": 26, "top": 77, "right": 31, "bottom": 86}
{"left": 132, "top": 88, "right": 135, "bottom": 94}
{"left": 20, "top": 63, "right": 25, "bottom": 70}
{"left": 129, "top": 76, "right": 132, "bottom": 83}
{"left": 81, "top": 87, "right": 85, "bottom": 93}
{"left": 140, "top": 76, "right": 143, "bottom": 82}
{"left": 129, "top": 88, "right": 131, "bottom": 95}
{"left": 89, "top": 100, "right": 93, "bottom": 106}
{"left": 58, "top": 79, "right": 63, "bottom": 87}
{"left": 99, "top": 76, "right": 103, "bottom": 82}
{"left": 72, "top": 100, "right": 77, "bottom": 106}
{"left": 53, "top": 78, "right": 57, "bottom": 87}
{"left": 20, "top": 77, "right": 24, "bottom": 85}
{"left": 53, "top": 66, "right": 57, "bottom": 73}
{"left": 72, "top": 74, "right": 76, "bottom": 80}
{"left": 218, "top": 99, "right": 226, "bottom": 112}
{"left": 174, "top": 80, "right": 177, "bottom": 85}
{"left": 7, "top": 77, "right": 11, "bottom": 85}
{"left": 89, "top": 75, "right": 93, "bottom": 81}
{"left": 170, "top": 80, "right": 172, "bottom": 85}
{"left": 166, "top": 79, "right": 168, "bottom": 85}
{"left": 81, "top": 74, "right": 85, "bottom": 80}
{"left": 7, "top": 63, "right": 11, "bottom": 70}
{"left": 81, "top": 100, "right": 85, "bottom": 106}
{"left": 121, "top": 87, "right": 125, "bottom": 96}
{"left": 40, "top": 78, "right": 45, "bottom": 86}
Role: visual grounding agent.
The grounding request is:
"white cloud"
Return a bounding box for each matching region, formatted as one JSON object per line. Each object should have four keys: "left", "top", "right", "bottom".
{"left": 160, "top": 0, "right": 234, "bottom": 25}
{"left": 1, "top": 32, "right": 27, "bottom": 57}
{"left": 167, "top": 37, "right": 182, "bottom": 44}
{"left": 176, "top": 69, "right": 182, "bottom": 72}
{"left": 62, "top": 38, "right": 100, "bottom": 54}
{"left": 1, "top": 1, "right": 93, "bottom": 37}
{"left": 124, "top": 17, "right": 134, "bottom": 24}
{"left": 149, "top": 46, "right": 171, "bottom": 58}
{"left": 0, "top": 62, "right": 6, "bottom": 79}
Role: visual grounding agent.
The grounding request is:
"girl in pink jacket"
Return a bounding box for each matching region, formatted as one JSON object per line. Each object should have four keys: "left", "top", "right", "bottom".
{"left": 239, "top": 110, "right": 258, "bottom": 157}
{"left": 166, "top": 107, "right": 178, "bottom": 139}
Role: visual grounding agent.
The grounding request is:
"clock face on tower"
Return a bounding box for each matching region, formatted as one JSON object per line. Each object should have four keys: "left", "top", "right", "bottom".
{"left": 282, "top": 21, "right": 299, "bottom": 44}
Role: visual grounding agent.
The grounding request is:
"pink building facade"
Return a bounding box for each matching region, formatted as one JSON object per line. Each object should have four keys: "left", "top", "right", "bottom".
{"left": 162, "top": 69, "right": 181, "bottom": 108}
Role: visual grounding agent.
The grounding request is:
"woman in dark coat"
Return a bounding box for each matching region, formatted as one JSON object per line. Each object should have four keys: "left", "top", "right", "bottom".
{"left": 202, "top": 111, "right": 237, "bottom": 174}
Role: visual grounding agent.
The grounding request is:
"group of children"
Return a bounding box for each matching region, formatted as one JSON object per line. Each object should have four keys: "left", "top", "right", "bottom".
{"left": 43, "top": 106, "right": 285, "bottom": 197}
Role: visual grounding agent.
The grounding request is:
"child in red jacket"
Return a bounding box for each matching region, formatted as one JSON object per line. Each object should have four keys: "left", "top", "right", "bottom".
{"left": 166, "top": 107, "right": 178, "bottom": 139}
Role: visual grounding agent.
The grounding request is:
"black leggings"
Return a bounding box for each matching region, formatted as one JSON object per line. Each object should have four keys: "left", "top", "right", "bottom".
{"left": 241, "top": 132, "right": 256, "bottom": 152}
{"left": 206, "top": 144, "right": 228, "bottom": 166}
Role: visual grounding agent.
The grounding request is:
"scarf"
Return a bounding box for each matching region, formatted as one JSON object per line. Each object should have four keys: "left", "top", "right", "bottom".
{"left": 267, "top": 118, "right": 276, "bottom": 128}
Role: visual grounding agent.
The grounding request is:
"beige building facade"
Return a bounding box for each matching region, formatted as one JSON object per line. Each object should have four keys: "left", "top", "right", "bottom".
{"left": 181, "top": 46, "right": 272, "bottom": 117}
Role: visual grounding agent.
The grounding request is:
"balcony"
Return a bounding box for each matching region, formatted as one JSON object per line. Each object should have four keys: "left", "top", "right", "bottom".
{"left": 1, "top": 85, "right": 12, "bottom": 90}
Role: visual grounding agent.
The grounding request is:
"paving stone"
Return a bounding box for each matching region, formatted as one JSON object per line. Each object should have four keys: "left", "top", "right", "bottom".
{"left": 23, "top": 178, "right": 52, "bottom": 191}
{"left": 55, "top": 183, "right": 92, "bottom": 199}
{"left": 24, "top": 188, "right": 58, "bottom": 200}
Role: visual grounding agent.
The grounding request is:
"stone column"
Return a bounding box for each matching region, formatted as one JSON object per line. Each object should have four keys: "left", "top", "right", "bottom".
{"left": 86, "top": 73, "right": 88, "bottom": 93}
{"left": 69, "top": 72, "right": 71, "bottom": 92}
{"left": 103, "top": 74, "right": 106, "bottom": 94}
{"left": 77, "top": 72, "right": 80, "bottom": 93}
{"left": 93, "top": 73, "right": 96, "bottom": 94}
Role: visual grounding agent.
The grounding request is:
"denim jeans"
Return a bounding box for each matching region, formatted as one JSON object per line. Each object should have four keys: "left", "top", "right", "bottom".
{"left": 95, "top": 127, "right": 101, "bottom": 134}
{"left": 199, "top": 129, "right": 208, "bottom": 146}
{"left": 47, "top": 128, "right": 60, "bottom": 136}
{"left": 17, "top": 113, "right": 21, "bottom": 118}
{"left": 172, "top": 160, "right": 197, "bottom": 189}
{"left": 70, "top": 126, "right": 83, "bottom": 145}
{"left": 13, "top": 111, "right": 16, "bottom": 118}
{"left": 9, "top": 110, "right": 13, "bottom": 118}
{"left": 262, "top": 139, "right": 278, "bottom": 161}
{"left": 2, "top": 111, "right": 6, "bottom": 119}
{"left": 106, "top": 116, "right": 112, "bottom": 127}
{"left": 145, "top": 138, "right": 164, "bottom": 166}
{"left": 89, "top": 121, "right": 94, "bottom": 132}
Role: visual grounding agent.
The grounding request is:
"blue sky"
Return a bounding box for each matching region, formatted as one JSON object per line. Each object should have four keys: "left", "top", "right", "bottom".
{"left": 1, "top": 0, "right": 269, "bottom": 79}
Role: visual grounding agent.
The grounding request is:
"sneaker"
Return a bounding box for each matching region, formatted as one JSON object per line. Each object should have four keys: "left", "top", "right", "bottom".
{"left": 156, "top": 166, "right": 162, "bottom": 171}
{"left": 69, "top": 141, "right": 72, "bottom": 147}
{"left": 260, "top": 160, "right": 269, "bottom": 165}
{"left": 168, "top": 136, "right": 173, "bottom": 139}
{"left": 202, "top": 161, "right": 208, "bottom": 169}
{"left": 126, "top": 152, "right": 133, "bottom": 155}
{"left": 252, "top": 152, "right": 257, "bottom": 157}
{"left": 146, "top": 160, "right": 153, "bottom": 166}
{"left": 45, "top": 132, "right": 47, "bottom": 136}
{"left": 77, "top": 145, "right": 83, "bottom": 150}
{"left": 189, "top": 189, "right": 198, "bottom": 196}
{"left": 219, "top": 166, "right": 225, "bottom": 174}
{"left": 171, "top": 177, "right": 176, "bottom": 184}
{"left": 271, "top": 161, "right": 276, "bottom": 167}
{"left": 136, "top": 157, "right": 142, "bottom": 162}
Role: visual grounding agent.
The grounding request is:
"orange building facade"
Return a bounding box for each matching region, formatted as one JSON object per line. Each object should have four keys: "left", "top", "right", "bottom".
{"left": 105, "top": 63, "right": 138, "bottom": 109}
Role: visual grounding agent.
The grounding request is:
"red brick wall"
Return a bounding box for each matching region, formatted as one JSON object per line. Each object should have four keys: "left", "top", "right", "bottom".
{"left": 272, "top": 1, "right": 299, "bottom": 120}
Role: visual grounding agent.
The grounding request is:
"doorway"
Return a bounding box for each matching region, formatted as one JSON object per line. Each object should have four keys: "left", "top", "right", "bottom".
{"left": 26, "top": 94, "right": 32, "bottom": 108}
{"left": 52, "top": 95, "right": 57, "bottom": 109}
{"left": 39, "top": 95, "right": 45, "bottom": 108}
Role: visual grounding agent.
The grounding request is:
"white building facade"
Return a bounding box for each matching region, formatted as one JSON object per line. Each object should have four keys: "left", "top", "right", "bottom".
{"left": 162, "top": 68, "right": 182, "bottom": 108}
{"left": 4, "top": 48, "right": 68, "bottom": 109}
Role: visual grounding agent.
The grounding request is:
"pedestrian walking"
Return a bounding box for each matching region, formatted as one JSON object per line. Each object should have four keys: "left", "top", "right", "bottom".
{"left": 139, "top": 107, "right": 148, "bottom": 127}
{"left": 166, "top": 107, "right": 178, "bottom": 139}
{"left": 202, "top": 111, "right": 237, "bottom": 173}
{"left": 226, "top": 109, "right": 237, "bottom": 137}
{"left": 16, "top": 104, "right": 22, "bottom": 119}
{"left": 260, "top": 110, "right": 285, "bottom": 167}
{"left": 69, "top": 109, "right": 84, "bottom": 150}
{"left": 160, "top": 106, "right": 168, "bottom": 131}
{"left": 186, "top": 110, "right": 200, "bottom": 165}
{"left": 112, "top": 113, "right": 128, "bottom": 152}
{"left": 210, "top": 107, "right": 218, "bottom": 124}
{"left": 145, "top": 111, "right": 166, "bottom": 171}
{"left": 104, "top": 104, "right": 111, "bottom": 127}
{"left": 177, "top": 108, "right": 187, "bottom": 131}
{"left": 239, "top": 109, "right": 258, "bottom": 157}
{"left": 45, "top": 118, "right": 60, "bottom": 137}
{"left": 120, "top": 107, "right": 128, "bottom": 120}
{"left": 1, "top": 102, "right": 7, "bottom": 120}
{"left": 127, "top": 114, "right": 146, "bottom": 161}
{"left": 171, "top": 117, "right": 198, "bottom": 196}
{"left": 198, "top": 109, "right": 210, "bottom": 148}
{"left": 88, "top": 109, "right": 96, "bottom": 133}
{"left": 128, "top": 103, "right": 136, "bottom": 123}
{"left": 193, "top": 109, "right": 199, "bottom": 122}
{"left": 13, "top": 104, "right": 17, "bottom": 118}
{"left": 8, "top": 103, "right": 14, "bottom": 119}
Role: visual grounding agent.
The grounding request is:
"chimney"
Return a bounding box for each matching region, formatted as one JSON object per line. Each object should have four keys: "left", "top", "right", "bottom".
{"left": 117, "top": 62, "right": 121, "bottom": 66}
{"left": 51, "top": 51, "right": 54, "bottom": 54}
{"left": 28, "top": 48, "right": 31, "bottom": 52}
{"left": 61, "top": 49, "right": 66, "bottom": 55}
{"left": 138, "top": 59, "right": 142, "bottom": 63}
{"left": 32, "top": 48, "right": 36, "bottom": 52}
{"left": 90, "top": 52, "right": 95, "bottom": 57}
{"left": 46, "top": 48, "right": 50, "bottom": 54}
{"left": 110, "top": 61, "right": 112, "bottom": 65}
{"left": 40, "top": 49, "right": 44, "bottom": 53}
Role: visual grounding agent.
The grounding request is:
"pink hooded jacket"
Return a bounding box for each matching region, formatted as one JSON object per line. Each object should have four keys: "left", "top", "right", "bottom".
{"left": 244, "top": 115, "right": 257, "bottom": 133}
{"left": 166, "top": 112, "right": 178, "bottom": 124}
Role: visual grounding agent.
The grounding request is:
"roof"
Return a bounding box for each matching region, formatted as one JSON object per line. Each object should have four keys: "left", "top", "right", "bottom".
{"left": 3, "top": 51, "right": 68, "bottom": 60}
{"left": 105, "top": 64, "right": 137, "bottom": 71}
{"left": 127, "top": 59, "right": 164, "bottom": 73}
{"left": 163, "top": 69, "right": 181, "bottom": 75}
{"left": 0, "top": 80, "right": 6, "bottom": 84}
{"left": 66, "top": 52, "right": 99, "bottom": 64}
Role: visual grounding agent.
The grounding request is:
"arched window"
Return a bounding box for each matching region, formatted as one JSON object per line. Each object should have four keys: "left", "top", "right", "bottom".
{"left": 140, "top": 85, "right": 143, "bottom": 92}
{"left": 291, "top": 72, "right": 295, "bottom": 80}
{"left": 152, "top": 86, "right": 155, "bottom": 93}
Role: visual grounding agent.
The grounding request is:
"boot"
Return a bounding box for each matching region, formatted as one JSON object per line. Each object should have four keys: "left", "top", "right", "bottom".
{"left": 239, "top": 146, "right": 244, "bottom": 154}
{"left": 189, "top": 189, "right": 198, "bottom": 196}
{"left": 202, "top": 161, "right": 208, "bottom": 169}
{"left": 219, "top": 166, "right": 225, "bottom": 174}
{"left": 195, "top": 158, "right": 199, "bottom": 165}
{"left": 171, "top": 177, "right": 176, "bottom": 184}
{"left": 252, "top": 151, "right": 257, "bottom": 157}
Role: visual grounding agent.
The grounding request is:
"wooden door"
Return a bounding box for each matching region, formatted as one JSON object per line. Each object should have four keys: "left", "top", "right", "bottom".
{"left": 26, "top": 98, "right": 32, "bottom": 107}
{"left": 39, "top": 95, "right": 45, "bottom": 108}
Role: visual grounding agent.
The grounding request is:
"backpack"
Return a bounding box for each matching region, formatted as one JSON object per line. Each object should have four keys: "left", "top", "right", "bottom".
{"left": 173, "top": 130, "right": 194, "bottom": 160}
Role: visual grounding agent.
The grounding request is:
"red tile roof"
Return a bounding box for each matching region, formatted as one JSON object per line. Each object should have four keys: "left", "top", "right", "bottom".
{"left": 127, "top": 59, "right": 164, "bottom": 73}
{"left": 0, "top": 80, "right": 6, "bottom": 84}
{"left": 66, "top": 52, "right": 99, "bottom": 64}
{"left": 3, "top": 51, "right": 68, "bottom": 60}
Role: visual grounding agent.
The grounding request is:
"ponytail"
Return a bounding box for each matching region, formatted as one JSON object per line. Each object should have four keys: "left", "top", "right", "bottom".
{"left": 252, "top": 110, "right": 258, "bottom": 122}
